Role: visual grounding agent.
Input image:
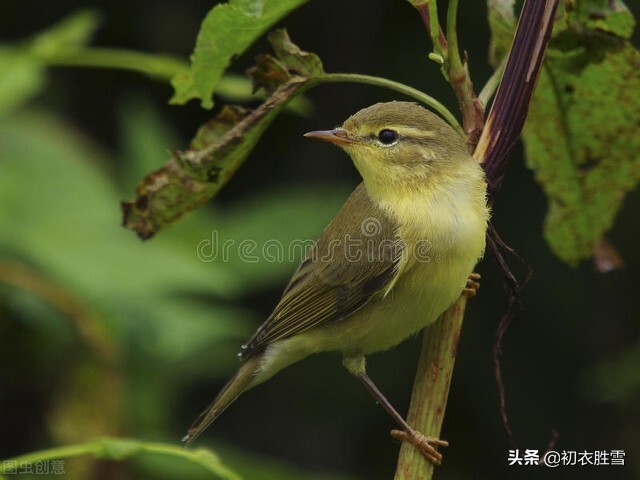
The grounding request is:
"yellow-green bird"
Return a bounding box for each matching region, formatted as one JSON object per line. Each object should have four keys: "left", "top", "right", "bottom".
{"left": 184, "top": 101, "right": 489, "bottom": 463}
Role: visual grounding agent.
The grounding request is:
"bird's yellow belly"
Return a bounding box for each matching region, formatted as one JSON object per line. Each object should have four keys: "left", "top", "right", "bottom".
{"left": 335, "top": 255, "right": 472, "bottom": 354}
{"left": 255, "top": 183, "right": 488, "bottom": 382}
{"left": 255, "top": 249, "right": 478, "bottom": 385}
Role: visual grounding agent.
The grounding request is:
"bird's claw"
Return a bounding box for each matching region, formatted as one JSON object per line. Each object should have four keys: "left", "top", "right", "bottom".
{"left": 463, "top": 272, "right": 481, "bottom": 298}
{"left": 390, "top": 428, "right": 449, "bottom": 465}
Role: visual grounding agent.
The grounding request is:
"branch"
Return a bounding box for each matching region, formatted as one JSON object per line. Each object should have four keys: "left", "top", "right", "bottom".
{"left": 445, "top": 0, "right": 484, "bottom": 148}
{"left": 410, "top": 0, "right": 484, "bottom": 148}
{"left": 317, "top": 73, "right": 462, "bottom": 133}
{"left": 395, "top": 1, "right": 559, "bottom": 478}
{"left": 394, "top": 297, "right": 468, "bottom": 480}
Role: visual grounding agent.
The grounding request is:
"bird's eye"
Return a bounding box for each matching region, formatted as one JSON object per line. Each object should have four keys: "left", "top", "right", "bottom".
{"left": 377, "top": 129, "right": 398, "bottom": 145}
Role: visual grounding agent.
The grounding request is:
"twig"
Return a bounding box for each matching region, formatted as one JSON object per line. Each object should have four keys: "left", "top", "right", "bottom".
{"left": 445, "top": 0, "right": 484, "bottom": 148}
{"left": 316, "top": 73, "right": 462, "bottom": 133}
{"left": 411, "top": 0, "right": 484, "bottom": 150}
{"left": 486, "top": 225, "right": 525, "bottom": 448}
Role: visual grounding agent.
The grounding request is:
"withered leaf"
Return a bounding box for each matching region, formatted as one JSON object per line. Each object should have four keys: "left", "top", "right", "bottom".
{"left": 122, "top": 30, "right": 325, "bottom": 239}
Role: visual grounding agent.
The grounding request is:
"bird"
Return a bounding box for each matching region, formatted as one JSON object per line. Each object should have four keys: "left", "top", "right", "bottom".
{"left": 183, "top": 101, "right": 489, "bottom": 464}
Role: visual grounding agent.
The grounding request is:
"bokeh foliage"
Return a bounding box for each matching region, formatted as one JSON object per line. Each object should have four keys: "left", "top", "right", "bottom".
{"left": 1, "top": 0, "right": 639, "bottom": 479}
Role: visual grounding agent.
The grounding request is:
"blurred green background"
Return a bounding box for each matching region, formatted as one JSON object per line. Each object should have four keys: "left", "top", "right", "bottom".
{"left": 1, "top": 1, "right": 639, "bottom": 479}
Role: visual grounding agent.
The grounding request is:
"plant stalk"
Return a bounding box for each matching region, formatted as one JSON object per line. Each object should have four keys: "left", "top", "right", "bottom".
{"left": 393, "top": 297, "right": 467, "bottom": 480}
{"left": 394, "top": 1, "right": 560, "bottom": 478}
{"left": 38, "top": 47, "right": 188, "bottom": 81}
{"left": 317, "top": 73, "right": 462, "bottom": 133}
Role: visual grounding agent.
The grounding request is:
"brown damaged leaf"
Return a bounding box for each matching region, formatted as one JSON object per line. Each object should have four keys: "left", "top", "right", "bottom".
{"left": 122, "top": 30, "right": 324, "bottom": 239}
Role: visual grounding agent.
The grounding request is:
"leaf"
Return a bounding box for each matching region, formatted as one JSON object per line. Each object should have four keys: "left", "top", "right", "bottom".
{"left": 488, "top": 0, "right": 640, "bottom": 265}
{"left": 564, "top": 0, "right": 635, "bottom": 39}
{"left": 118, "top": 94, "right": 181, "bottom": 192}
{"left": 0, "top": 108, "right": 244, "bottom": 326}
{"left": 123, "top": 30, "right": 325, "bottom": 239}
{"left": 0, "top": 50, "right": 44, "bottom": 118}
{"left": 0, "top": 107, "right": 260, "bottom": 446}
{"left": 170, "top": 0, "right": 309, "bottom": 108}
{"left": 0, "top": 438, "right": 240, "bottom": 480}
{"left": 27, "top": 9, "right": 101, "bottom": 56}
{"left": 487, "top": 0, "right": 516, "bottom": 67}
{"left": 522, "top": 8, "right": 640, "bottom": 265}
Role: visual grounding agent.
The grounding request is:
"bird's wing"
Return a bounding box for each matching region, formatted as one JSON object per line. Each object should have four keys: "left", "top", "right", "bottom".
{"left": 240, "top": 184, "right": 404, "bottom": 358}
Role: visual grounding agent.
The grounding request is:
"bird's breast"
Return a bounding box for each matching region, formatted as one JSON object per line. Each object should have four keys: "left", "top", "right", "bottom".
{"left": 341, "top": 176, "right": 488, "bottom": 354}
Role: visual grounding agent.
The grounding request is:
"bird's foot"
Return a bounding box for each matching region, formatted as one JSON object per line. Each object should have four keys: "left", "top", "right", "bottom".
{"left": 463, "top": 272, "right": 481, "bottom": 298}
{"left": 390, "top": 428, "right": 449, "bottom": 465}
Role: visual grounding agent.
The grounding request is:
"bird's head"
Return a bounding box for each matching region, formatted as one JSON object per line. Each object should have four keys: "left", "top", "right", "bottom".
{"left": 304, "top": 101, "right": 471, "bottom": 198}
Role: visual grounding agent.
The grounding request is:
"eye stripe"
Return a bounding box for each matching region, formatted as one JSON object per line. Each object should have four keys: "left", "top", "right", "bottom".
{"left": 371, "top": 126, "right": 435, "bottom": 140}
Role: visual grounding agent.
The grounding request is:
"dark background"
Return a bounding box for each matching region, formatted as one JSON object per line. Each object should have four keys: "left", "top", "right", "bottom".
{"left": 1, "top": 1, "right": 639, "bottom": 479}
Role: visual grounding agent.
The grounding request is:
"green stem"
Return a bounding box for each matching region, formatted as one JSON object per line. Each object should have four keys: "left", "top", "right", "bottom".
{"left": 1, "top": 442, "right": 101, "bottom": 466}
{"left": 37, "top": 47, "right": 188, "bottom": 81}
{"left": 443, "top": 0, "right": 484, "bottom": 147}
{"left": 394, "top": 297, "right": 468, "bottom": 480}
{"left": 316, "top": 73, "right": 463, "bottom": 134}
{"left": 478, "top": 57, "right": 507, "bottom": 107}
{"left": 428, "top": 1, "right": 446, "bottom": 59}
{"left": 445, "top": 0, "right": 462, "bottom": 75}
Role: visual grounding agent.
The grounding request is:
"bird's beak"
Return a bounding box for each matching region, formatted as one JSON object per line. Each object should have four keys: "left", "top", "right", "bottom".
{"left": 303, "top": 129, "right": 358, "bottom": 145}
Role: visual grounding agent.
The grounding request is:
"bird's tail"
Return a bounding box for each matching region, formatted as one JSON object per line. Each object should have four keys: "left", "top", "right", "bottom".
{"left": 182, "top": 353, "right": 262, "bottom": 446}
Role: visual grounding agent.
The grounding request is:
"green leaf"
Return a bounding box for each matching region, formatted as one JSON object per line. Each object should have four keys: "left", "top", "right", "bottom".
{"left": 0, "top": 437, "right": 240, "bottom": 480}
{"left": 522, "top": 8, "right": 640, "bottom": 265}
{"left": 0, "top": 50, "right": 44, "bottom": 118}
{"left": 118, "top": 94, "right": 181, "bottom": 192}
{"left": 28, "top": 9, "right": 101, "bottom": 57}
{"left": 565, "top": 0, "right": 635, "bottom": 39}
{"left": 489, "top": 0, "right": 640, "bottom": 265}
{"left": 487, "top": 0, "right": 516, "bottom": 67}
{"left": 170, "top": 0, "right": 309, "bottom": 108}
{"left": 124, "top": 30, "right": 325, "bottom": 239}
{"left": 0, "top": 108, "right": 244, "bottom": 323}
